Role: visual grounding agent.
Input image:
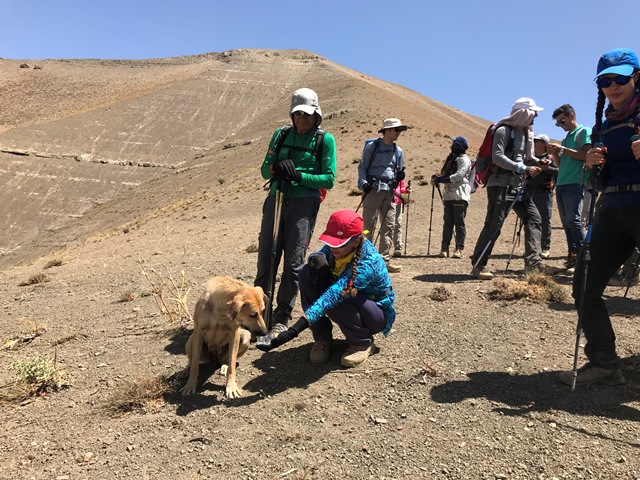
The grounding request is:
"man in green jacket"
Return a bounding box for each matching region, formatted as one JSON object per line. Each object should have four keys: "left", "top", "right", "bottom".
{"left": 256, "top": 88, "right": 337, "bottom": 337}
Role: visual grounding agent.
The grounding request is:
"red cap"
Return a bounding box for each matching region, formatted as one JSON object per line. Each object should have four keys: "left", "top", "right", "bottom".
{"left": 318, "top": 210, "right": 364, "bottom": 247}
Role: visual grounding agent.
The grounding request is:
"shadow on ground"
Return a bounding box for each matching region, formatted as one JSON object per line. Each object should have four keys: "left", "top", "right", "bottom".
{"left": 431, "top": 364, "right": 640, "bottom": 427}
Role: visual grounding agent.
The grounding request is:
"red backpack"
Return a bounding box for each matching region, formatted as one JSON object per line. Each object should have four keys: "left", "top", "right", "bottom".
{"left": 469, "top": 124, "right": 513, "bottom": 192}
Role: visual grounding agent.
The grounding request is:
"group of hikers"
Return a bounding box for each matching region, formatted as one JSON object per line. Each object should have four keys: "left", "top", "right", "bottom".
{"left": 253, "top": 48, "right": 640, "bottom": 388}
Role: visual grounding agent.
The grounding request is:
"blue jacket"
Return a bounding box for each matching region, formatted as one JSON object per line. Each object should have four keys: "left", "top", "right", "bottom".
{"left": 304, "top": 239, "right": 396, "bottom": 336}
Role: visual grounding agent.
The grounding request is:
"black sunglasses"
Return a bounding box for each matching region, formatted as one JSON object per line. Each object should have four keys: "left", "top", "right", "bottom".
{"left": 596, "top": 75, "right": 633, "bottom": 89}
{"left": 555, "top": 118, "right": 567, "bottom": 127}
{"left": 293, "top": 111, "right": 312, "bottom": 117}
{"left": 393, "top": 128, "right": 404, "bottom": 133}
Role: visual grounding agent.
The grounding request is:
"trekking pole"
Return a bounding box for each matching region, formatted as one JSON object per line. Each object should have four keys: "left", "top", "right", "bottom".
{"left": 428, "top": 181, "right": 435, "bottom": 255}
{"left": 623, "top": 247, "right": 640, "bottom": 298}
{"left": 355, "top": 190, "right": 370, "bottom": 214}
{"left": 505, "top": 218, "right": 523, "bottom": 271}
{"left": 472, "top": 179, "right": 528, "bottom": 272}
{"left": 264, "top": 181, "right": 285, "bottom": 331}
{"left": 570, "top": 165, "right": 600, "bottom": 391}
{"left": 403, "top": 180, "right": 411, "bottom": 255}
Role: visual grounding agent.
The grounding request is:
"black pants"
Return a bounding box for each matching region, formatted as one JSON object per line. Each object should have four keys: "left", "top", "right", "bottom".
{"left": 441, "top": 200, "right": 468, "bottom": 251}
{"left": 573, "top": 203, "right": 640, "bottom": 367}
{"left": 471, "top": 185, "right": 542, "bottom": 270}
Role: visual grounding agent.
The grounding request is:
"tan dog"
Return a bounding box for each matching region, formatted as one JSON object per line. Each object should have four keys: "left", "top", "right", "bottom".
{"left": 178, "top": 276, "right": 267, "bottom": 398}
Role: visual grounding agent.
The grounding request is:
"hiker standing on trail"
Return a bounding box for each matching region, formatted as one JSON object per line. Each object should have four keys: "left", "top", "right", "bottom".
{"left": 431, "top": 136, "right": 472, "bottom": 259}
{"left": 358, "top": 118, "right": 408, "bottom": 273}
{"left": 391, "top": 178, "right": 410, "bottom": 257}
{"left": 524, "top": 134, "right": 558, "bottom": 259}
{"left": 256, "top": 88, "right": 337, "bottom": 338}
{"left": 559, "top": 48, "right": 640, "bottom": 387}
{"left": 298, "top": 209, "right": 396, "bottom": 367}
{"left": 548, "top": 104, "right": 592, "bottom": 275}
{"left": 470, "top": 98, "right": 558, "bottom": 280}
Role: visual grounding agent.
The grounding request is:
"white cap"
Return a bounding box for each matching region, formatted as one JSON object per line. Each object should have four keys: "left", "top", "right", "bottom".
{"left": 511, "top": 97, "right": 543, "bottom": 114}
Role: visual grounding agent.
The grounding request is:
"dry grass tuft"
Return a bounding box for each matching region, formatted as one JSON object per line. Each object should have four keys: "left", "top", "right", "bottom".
{"left": 104, "top": 375, "right": 178, "bottom": 416}
{"left": 139, "top": 260, "right": 193, "bottom": 329}
{"left": 245, "top": 242, "right": 259, "bottom": 253}
{"left": 43, "top": 258, "right": 64, "bottom": 269}
{"left": 429, "top": 285, "right": 452, "bottom": 301}
{"left": 348, "top": 188, "right": 361, "bottom": 197}
{"left": 118, "top": 290, "right": 139, "bottom": 303}
{"left": 488, "top": 272, "right": 567, "bottom": 303}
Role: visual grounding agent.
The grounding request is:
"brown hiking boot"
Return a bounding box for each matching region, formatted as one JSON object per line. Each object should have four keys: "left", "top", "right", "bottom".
{"left": 341, "top": 342, "right": 374, "bottom": 368}
{"left": 470, "top": 267, "right": 494, "bottom": 280}
{"left": 310, "top": 340, "right": 331, "bottom": 364}
{"left": 559, "top": 363, "right": 625, "bottom": 387}
{"left": 452, "top": 249, "right": 463, "bottom": 259}
{"left": 386, "top": 262, "right": 402, "bottom": 273}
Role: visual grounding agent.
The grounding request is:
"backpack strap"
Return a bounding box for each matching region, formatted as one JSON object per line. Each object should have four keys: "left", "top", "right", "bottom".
{"left": 273, "top": 125, "right": 325, "bottom": 162}
{"left": 273, "top": 125, "right": 292, "bottom": 159}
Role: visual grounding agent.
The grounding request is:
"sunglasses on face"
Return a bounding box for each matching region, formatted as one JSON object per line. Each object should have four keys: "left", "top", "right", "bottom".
{"left": 293, "top": 111, "right": 312, "bottom": 117}
{"left": 555, "top": 118, "right": 567, "bottom": 127}
{"left": 596, "top": 75, "right": 633, "bottom": 89}
{"left": 393, "top": 128, "right": 404, "bottom": 133}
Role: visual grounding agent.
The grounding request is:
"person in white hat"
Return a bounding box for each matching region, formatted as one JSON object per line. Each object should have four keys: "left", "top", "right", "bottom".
{"left": 357, "top": 118, "right": 408, "bottom": 272}
{"left": 256, "top": 87, "right": 337, "bottom": 338}
{"left": 525, "top": 134, "right": 558, "bottom": 259}
{"left": 470, "top": 97, "right": 560, "bottom": 280}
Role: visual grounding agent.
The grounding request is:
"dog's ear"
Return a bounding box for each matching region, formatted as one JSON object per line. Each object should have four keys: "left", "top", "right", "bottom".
{"left": 227, "top": 297, "right": 244, "bottom": 322}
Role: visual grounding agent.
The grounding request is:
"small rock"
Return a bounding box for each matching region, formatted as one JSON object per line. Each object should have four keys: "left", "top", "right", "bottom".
{"left": 83, "top": 452, "right": 95, "bottom": 462}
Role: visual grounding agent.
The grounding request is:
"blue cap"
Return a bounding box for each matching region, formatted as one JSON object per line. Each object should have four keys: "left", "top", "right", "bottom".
{"left": 596, "top": 48, "right": 639, "bottom": 78}
{"left": 452, "top": 136, "right": 468, "bottom": 150}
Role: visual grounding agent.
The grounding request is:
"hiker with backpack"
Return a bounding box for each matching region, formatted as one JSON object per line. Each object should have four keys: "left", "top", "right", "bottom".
{"left": 358, "top": 118, "right": 408, "bottom": 273}
{"left": 470, "top": 98, "right": 559, "bottom": 280}
{"left": 255, "top": 87, "right": 337, "bottom": 338}
{"left": 431, "top": 136, "right": 472, "bottom": 259}
{"left": 547, "top": 104, "right": 593, "bottom": 275}
{"left": 524, "top": 134, "right": 558, "bottom": 259}
{"left": 559, "top": 48, "right": 640, "bottom": 387}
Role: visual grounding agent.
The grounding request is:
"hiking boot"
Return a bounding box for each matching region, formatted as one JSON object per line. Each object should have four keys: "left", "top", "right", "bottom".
{"left": 341, "top": 341, "right": 374, "bottom": 368}
{"left": 266, "top": 322, "right": 288, "bottom": 340}
{"left": 310, "top": 340, "right": 331, "bottom": 364}
{"left": 386, "top": 262, "right": 402, "bottom": 273}
{"left": 392, "top": 250, "right": 402, "bottom": 258}
{"left": 559, "top": 363, "right": 625, "bottom": 387}
{"left": 452, "top": 249, "right": 463, "bottom": 259}
{"left": 439, "top": 250, "right": 449, "bottom": 258}
{"left": 608, "top": 273, "right": 640, "bottom": 287}
{"left": 470, "top": 267, "right": 494, "bottom": 280}
{"left": 540, "top": 250, "right": 550, "bottom": 259}
{"left": 565, "top": 253, "right": 577, "bottom": 269}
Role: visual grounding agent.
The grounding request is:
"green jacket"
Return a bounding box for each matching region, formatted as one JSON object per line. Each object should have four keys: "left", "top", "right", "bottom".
{"left": 261, "top": 126, "right": 336, "bottom": 198}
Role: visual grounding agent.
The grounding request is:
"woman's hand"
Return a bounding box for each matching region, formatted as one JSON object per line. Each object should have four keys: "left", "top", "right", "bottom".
{"left": 585, "top": 146, "right": 606, "bottom": 169}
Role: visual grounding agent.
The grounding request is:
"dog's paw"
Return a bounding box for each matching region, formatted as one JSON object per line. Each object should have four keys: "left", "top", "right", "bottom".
{"left": 219, "top": 364, "right": 228, "bottom": 376}
{"left": 225, "top": 382, "right": 243, "bottom": 399}
{"left": 180, "top": 381, "right": 197, "bottom": 396}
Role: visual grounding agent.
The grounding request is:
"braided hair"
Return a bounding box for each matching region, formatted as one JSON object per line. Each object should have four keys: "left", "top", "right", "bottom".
{"left": 592, "top": 88, "right": 607, "bottom": 144}
{"left": 341, "top": 234, "right": 364, "bottom": 298}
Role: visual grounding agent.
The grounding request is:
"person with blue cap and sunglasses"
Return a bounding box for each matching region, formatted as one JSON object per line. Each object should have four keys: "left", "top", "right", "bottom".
{"left": 559, "top": 48, "right": 640, "bottom": 387}
{"left": 431, "top": 136, "right": 472, "bottom": 259}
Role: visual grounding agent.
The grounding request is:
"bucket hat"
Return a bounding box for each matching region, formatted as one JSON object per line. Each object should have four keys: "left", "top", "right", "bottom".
{"left": 290, "top": 88, "right": 322, "bottom": 125}
{"left": 319, "top": 210, "right": 364, "bottom": 248}
{"left": 378, "top": 118, "right": 408, "bottom": 134}
{"left": 596, "top": 48, "right": 639, "bottom": 78}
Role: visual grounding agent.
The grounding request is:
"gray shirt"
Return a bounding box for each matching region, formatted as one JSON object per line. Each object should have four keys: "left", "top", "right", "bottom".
{"left": 358, "top": 139, "right": 405, "bottom": 192}
{"left": 487, "top": 125, "right": 527, "bottom": 188}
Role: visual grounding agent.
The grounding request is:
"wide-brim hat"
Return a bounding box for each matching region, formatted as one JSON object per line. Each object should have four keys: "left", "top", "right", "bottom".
{"left": 596, "top": 48, "right": 640, "bottom": 78}
{"left": 378, "top": 118, "right": 408, "bottom": 134}
{"left": 318, "top": 210, "right": 364, "bottom": 248}
{"left": 290, "top": 87, "right": 322, "bottom": 126}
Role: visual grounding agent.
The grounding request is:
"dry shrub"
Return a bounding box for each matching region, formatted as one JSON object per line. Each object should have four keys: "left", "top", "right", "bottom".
{"left": 104, "top": 375, "right": 178, "bottom": 416}
{"left": 429, "top": 285, "right": 452, "bottom": 301}
{"left": 19, "top": 273, "right": 51, "bottom": 286}
{"left": 139, "top": 260, "right": 193, "bottom": 329}
{"left": 488, "top": 273, "right": 567, "bottom": 303}
{"left": 1, "top": 354, "right": 69, "bottom": 404}
{"left": 118, "top": 290, "right": 138, "bottom": 303}
{"left": 348, "top": 188, "right": 361, "bottom": 196}
{"left": 245, "top": 242, "right": 259, "bottom": 253}
{"left": 43, "top": 258, "right": 63, "bottom": 269}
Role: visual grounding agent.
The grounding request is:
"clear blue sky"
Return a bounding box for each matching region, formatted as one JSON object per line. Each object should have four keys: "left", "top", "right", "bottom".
{"left": 3, "top": 0, "right": 639, "bottom": 140}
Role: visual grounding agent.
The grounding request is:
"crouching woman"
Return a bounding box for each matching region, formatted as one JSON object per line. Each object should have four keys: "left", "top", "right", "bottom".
{"left": 299, "top": 209, "right": 396, "bottom": 367}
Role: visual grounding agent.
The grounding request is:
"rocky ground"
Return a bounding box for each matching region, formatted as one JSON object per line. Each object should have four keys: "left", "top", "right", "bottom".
{"left": 0, "top": 51, "right": 638, "bottom": 480}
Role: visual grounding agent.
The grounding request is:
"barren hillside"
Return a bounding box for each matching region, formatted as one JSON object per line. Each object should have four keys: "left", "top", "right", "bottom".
{"left": 0, "top": 49, "right": 638, "bottom": 480}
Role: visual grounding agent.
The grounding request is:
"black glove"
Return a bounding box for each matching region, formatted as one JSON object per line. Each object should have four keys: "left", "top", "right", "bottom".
{"left": 255, "top": 317, "right": 309, "bottom": 352}
{"left": 274, "top": 159, "right": 301, "bottom": 183}
{"left": 362, "top": 182, "right": 373, "bottom": 195}
{"left": 396, "top": 169, "right": 406, "bottom": 182}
